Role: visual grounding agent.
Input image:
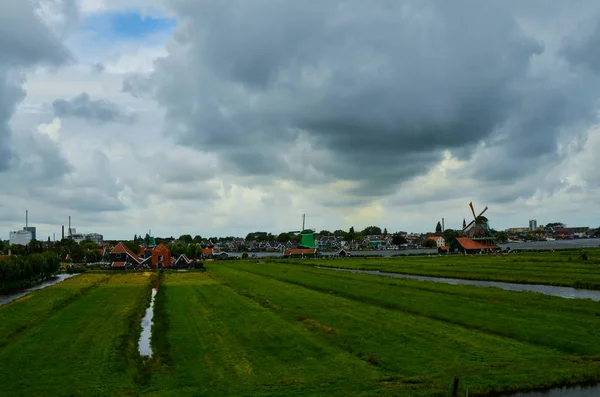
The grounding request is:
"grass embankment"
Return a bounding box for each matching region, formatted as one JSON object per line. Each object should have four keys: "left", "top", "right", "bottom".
{"left": 286, "top": 249, "right": 600, "bottom": 289}
{"left": 201, "top": 262, "right": 600, "bottom": 396}
{"left": 0, "top": 273, "right": 154, "bottom": 396}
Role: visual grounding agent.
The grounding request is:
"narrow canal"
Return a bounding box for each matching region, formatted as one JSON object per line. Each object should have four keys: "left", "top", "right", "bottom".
{"left": 138, "top": 286, "right": 158, "bottom": 357}
{"left": 320, "top": 267, "right": 600, "bottom": 301}
{"left": 0, "top": 274, "right": 79, "bottom": 307}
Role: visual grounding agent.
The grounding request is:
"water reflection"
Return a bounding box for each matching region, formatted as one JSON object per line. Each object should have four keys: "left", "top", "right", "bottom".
{"left": 0, "top": 274, "right": 79, "bottom": 307}
{"left": 138, "top": 287, "right": 157, "bottom": 357}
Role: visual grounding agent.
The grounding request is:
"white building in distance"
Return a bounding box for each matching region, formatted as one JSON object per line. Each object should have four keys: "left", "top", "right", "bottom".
{"left": 9, "top": 230, "right": 33, "bottom": 246}
{"left": 70, "top": 232, "right": 103, "bottom": 244}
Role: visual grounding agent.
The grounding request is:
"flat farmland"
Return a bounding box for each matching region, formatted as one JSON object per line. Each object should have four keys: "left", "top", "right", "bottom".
{"left": 2, "top": 261, "right": 600, "bottom": 396}
{"left": 0, "top": 273, "right": 153, "bottom": 397}
{"left": 295, "top": 249, "right": 600, "bottom": 288}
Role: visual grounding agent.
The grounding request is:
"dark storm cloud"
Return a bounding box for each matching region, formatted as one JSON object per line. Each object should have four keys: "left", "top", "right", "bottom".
{"left": 150, "top": 0, "right": 600, "bottom": 196}
{"left": 0, "top": 0, "right": 72, "bottom": 171}
{"left": 53, "top": 93, "right": 135, "bottom": 123}
{"left": 122, "top": 74, "right": 154, "bottom": 99}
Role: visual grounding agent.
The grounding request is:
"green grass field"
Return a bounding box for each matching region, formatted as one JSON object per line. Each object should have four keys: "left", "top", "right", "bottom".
{"left": 0, "top": 273, "right": 153, "bottom": 396}
{"left": 291, "top": 248, "right": 600, "bottom": 288}
{"left": 1, "top": 261, "right": 600, "bottom": 396}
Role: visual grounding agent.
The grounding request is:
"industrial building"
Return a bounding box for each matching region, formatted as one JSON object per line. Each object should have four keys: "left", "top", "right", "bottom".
{"left": 8, "top": 210, "right": 36, "bottom": 245}
{"left": 9, "top": 230, "right": 33, "bottom": 246}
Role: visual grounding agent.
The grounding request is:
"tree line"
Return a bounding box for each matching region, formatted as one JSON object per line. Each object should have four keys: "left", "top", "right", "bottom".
{"left": 0, "top": 252, "right": 61, "bottom": 293}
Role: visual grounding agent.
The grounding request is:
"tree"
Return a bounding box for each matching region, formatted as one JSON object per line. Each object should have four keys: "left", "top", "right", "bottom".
{"left": 442, "top": 229, "right": 459, "bottom": 244}
{"left": 346, "top": 226, "right": 356, "bottom": 242}
{"left": 123, "top": 241, "right": 140, "bottom": 255}
{"left": 80, "top": 239, "right": 99, "bottom": 251}
{"left": 383, "top": 228, "right": 388, "bottom": 237}
{"left": 494, "top": 231, "right": 508, "bottom": 243}
{"left": 319, "top": 230, "right": 332, "bottom": 236}
{"left": 435, "top": 222, "right": 442, "bottom": 234}
{"left": 193, "top": 235, "right": 203, "bottom": 243}
{"left": 361, "top": 226, "right": 382, "bottom": 236}
{"left": 391, "top": 233, "right": 407, "bottom": 246}
{"left": 424, "top": 239, "right": 438, "bottom": 248}
{"left": 276, "top": 233, "right": 291, "bottom": 243}
{"left": 179, "top": 234, "right": 193, "bottom": 244}
{"left": 546, "top": 222, "right": 565, "bottom": 229}
{"left": 333, "top": 230, "right": 345, "bottom": 237}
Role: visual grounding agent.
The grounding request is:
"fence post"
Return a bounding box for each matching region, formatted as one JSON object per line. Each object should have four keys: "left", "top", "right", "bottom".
{"left": 452, "top": 376, "right": 459, "bottom": 397}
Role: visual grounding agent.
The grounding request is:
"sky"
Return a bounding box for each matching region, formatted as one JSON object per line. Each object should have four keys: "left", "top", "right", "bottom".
{"left": 1, "top": 0, "right": 600, "bottom": 241}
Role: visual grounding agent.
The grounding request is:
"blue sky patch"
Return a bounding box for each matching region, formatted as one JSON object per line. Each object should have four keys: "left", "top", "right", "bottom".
{"left": 81, "top": 11, "right": 176, "bottom": 40}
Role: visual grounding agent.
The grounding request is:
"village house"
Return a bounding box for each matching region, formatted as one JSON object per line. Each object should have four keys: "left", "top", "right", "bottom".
{"left": 283, "top": 248, "right": 317, "bottom": 258}
{"left": 427, "top": 236, "right": 446, "bottom": 248}
{"left": 449, "top": 237, "right": 500, "bottom": 254}
{"left": 110, "top": 242, "right": 172, "bottom": 269}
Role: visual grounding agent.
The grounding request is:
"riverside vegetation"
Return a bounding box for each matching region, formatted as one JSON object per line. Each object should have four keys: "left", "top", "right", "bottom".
{"left": 1, "top": 255, "right": 600, "bottom": 396}
{"left": 0, "top": 252, "right": 61, "bottom": 293}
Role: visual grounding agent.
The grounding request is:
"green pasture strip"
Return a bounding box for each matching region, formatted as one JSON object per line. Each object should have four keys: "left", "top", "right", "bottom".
{"left": 228, "top": 262, "right": 600, "bottom": 355}
{"left": 0, "top": 273, "right": 110, "bottom": 350}
{"left": 145, "top": 272, "right": 380, "bottom": 397}
{"left": 0, "top": 273, "right": 152, "bottom": 397}
{"left": 208, "top": 264, "right": 600, "bottom": 397}
{"left": 287, "top": 251, "right": 600, "bottom": 288}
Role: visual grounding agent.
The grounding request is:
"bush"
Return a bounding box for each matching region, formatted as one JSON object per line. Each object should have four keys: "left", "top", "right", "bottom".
{"left": 241, "top": 252, "right": 249, "bottom": 259}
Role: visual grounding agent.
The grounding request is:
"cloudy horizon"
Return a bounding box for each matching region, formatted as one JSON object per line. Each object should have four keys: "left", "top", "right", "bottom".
{"left": 1, "top": 0, "right": 600, "bottom": 241}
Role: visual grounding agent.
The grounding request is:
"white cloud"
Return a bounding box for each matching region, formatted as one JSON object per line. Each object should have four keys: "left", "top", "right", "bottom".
{"left": 37, "top": 117, "right": 62, "bottom": 140}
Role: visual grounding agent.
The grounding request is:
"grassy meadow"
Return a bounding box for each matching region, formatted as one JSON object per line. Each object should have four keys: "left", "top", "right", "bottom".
{"left": 2, "top": 256, "right": 600, "bottom": 396}
{"left": 295, "top": 248, "right": 600, "bottom": 288}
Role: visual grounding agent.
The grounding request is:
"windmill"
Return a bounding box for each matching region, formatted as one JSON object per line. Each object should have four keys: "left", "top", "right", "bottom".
{"left": 462, "top": 202, "right": 492, "bottom": 239}
{"left": 289, "top": 214, "right": 317, "bottom": 249}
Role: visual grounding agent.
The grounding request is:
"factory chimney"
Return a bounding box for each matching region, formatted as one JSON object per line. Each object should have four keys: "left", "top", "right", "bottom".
{"left": 442, "top": 218, "right": 445, "bottom": 233}
{"left": 26, "top": 210, "right": 28, "bottom": 228}
{"left": 68, "top": 216, "right": 71, "bottom": 237}
{"left": 62, "top": 225, "right": 65, "bottom": 240}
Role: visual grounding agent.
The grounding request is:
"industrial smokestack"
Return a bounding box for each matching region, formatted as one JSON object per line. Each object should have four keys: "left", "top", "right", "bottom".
{"left": 62, "top": 225, "right": 65, "bottom": 240}
{"left": 26, "top": 210, "right": 28, "bottom": 228}
{"left": 68, "top": 216, "right": 71, "bottom": 236}
{"left": 442, "top": 218, "right": 445, "bottom": 233}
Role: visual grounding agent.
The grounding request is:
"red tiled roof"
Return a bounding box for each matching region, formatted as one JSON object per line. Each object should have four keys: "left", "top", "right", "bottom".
{"left": 202, "top": 248, "right": 213, "bottom": 255}
{"left": 111, "top": 242, "right": 140, "bottom": 263}
{"left": 111, "top": 261, "right": 127, "bottom": 267}
{"left": 428, "top": 236, "right": 442, "bottom": 240}
{"left": 284, "top": 248, "right": 317, "bottom": 255}
{"left": 455, "top": 238, "right": 499, "bottom": 250}
{"left": 439, "top": 246, "right": 450, "bottom": 250}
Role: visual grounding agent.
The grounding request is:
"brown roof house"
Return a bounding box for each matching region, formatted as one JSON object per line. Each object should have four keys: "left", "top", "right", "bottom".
{"left": 110, "top": 242, "right": 172, "bottom": 269}
{"left": 450, "top": 237, "right": 500, "bottom": 254}
{"left": 138, "top": 244, "right": 172, "bottom": 268}
{"left": 110, "top": 242, "right": 141, "bottom": 269}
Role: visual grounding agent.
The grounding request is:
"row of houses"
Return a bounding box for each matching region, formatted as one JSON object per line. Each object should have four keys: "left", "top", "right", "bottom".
{"left": 193, "top": 233, "right": 445, "bottom": 252}
{"left": 109, "top": 243, "right": 200, "bottom": 270}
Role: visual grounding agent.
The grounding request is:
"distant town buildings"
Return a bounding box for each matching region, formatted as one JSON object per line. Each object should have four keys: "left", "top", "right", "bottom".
{"left": 69, "top": 231, "right": 104, "bottom": 245}
{"left": 529, "top": 220, "right": 538, "bottom": 231}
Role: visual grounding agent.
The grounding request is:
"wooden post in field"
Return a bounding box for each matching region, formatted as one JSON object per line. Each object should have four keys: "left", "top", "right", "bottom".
{"left": 452, "top": 376, "right": 459, "bottom": 396}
